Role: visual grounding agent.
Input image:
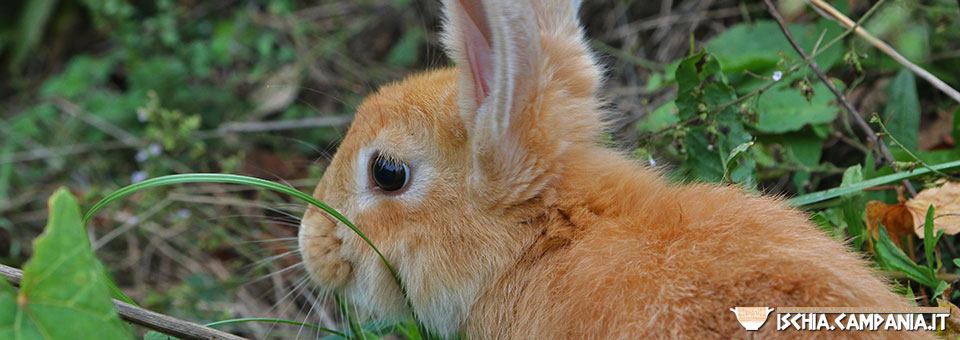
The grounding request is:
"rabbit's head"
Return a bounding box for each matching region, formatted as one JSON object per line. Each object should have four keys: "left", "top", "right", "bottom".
{"left": 299, "top": 0, "right": 602, "bottom": 335}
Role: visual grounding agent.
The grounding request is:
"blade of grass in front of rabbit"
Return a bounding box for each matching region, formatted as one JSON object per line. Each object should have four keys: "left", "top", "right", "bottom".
{"left": 82, "top": 174, "right": 405, "bottom": 287}
{"left": 84, "top": 174, "right": 424, "bottom": 334}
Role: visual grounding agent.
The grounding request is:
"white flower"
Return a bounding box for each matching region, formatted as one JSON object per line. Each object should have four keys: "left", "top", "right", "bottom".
{"left": 131, "top": 171, "right": 147, "bottom": 184}
{"left": 137, "top": 108, "right": 148, "bottom": 122}
{"left": 772, "top": 71, "right": 783, "bottom": 82}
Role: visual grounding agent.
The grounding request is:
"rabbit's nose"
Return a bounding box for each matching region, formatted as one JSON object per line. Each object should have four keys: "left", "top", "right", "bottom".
{"left": 299, "top": 207, "right": 353, "bottom": 289}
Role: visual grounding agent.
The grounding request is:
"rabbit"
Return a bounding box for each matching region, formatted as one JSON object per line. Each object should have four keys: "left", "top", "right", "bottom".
{"left": 298, "top": 0, "right": 937, "bottom": 339}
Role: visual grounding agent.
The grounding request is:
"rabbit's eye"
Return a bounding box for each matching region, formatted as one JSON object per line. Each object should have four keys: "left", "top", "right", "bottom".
{"left": 369, "top": 154, "right": 410, "bottom": 193}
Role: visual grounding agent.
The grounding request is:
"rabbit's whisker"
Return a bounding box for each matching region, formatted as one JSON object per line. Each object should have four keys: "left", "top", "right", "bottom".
{"left": 247, "top": 262, "right": 305, "bottom": 285}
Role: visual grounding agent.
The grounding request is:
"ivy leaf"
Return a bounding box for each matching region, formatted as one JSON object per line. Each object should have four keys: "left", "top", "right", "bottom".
{"left": 0, "top": 188, "right": 130, "bottom": 340}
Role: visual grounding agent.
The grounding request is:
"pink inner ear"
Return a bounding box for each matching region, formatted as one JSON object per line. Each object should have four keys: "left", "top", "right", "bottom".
{"left": 458, "top": 6, "right": 493, "bottom": 106}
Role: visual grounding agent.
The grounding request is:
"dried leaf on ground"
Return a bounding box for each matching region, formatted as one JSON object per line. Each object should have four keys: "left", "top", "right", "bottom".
{"left": 936, "top": 298, "right": 960, "bottom": 339}
{"left": 865, "top": 200, "right": 915, "bottom": 255}
{"left": 909, "top": 181, "right": 960, "bottom": 238}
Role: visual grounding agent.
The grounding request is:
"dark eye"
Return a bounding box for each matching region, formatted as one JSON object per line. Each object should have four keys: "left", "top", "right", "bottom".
{"left": 369, "top": 154, "right": 410, "bottom": 193}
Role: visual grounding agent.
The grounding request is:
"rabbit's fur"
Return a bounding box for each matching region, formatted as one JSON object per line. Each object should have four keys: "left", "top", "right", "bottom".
{"left": 298, "top": 0, "right": 934, "bottom": 338}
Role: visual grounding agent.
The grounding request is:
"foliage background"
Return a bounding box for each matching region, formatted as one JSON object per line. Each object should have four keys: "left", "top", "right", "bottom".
{"left": 1, "top": 0, "right": 959, "bottom": 338}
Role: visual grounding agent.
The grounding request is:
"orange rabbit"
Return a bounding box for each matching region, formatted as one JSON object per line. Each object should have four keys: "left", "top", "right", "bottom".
{"left": 298, "top": 0, "right": 935, "bottom": 339}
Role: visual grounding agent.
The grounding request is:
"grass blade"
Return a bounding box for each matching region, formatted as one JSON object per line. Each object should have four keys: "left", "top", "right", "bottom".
{"left": 82, "top": 174, "right": 408, "bottom": 307}
{"left": 790, "top": 160, "right": 960, "bottom": 206}
{"left": 204, "top": 318, "right": 344, "bottom": 337}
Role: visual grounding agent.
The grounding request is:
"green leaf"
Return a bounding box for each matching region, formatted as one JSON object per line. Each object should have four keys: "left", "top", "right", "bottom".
{"left": 923, "top": 205, "right": 936, "bottom": 271}
{"left": 673, "top": 50, "right": 754, "bottom": 184}
{"left": 874, "top": 224, "right": 938, "bottom": 289}
{"left": 387, "top": 28, "right": 425, "bottom": 67}
{"left": 0, "top": 188, "right": 130, "bottom": 340}
{"left": 934, "top": 280, "right": 949, "bottom": 300}
{"left": 706, "top": 20, "right": 844, "bottom": 76}
{"left": 753, "top": 82, "right": 839, "bottom": 133}
{"left": 883, "top": 69, "right": 920, "bottom": 152}
{"left": 839, "top": 165, "right": 866, "bottom": 249}
{"left": 635, "top": 101, "right": 678, "bottom": 133}
{"left": 722, "top": 140, "right": 754, "bottom": 183}
{"left": 9, "top": 0, "right": 58, "bottom": 71}
{"left": 39, "top": 55, "right": 116, "bottom": 99}
{"left": 790, "top": 159, "right": 960, "bottom": 205}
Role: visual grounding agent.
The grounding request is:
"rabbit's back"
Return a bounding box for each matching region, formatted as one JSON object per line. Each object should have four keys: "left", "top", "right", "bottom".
{"left": 466, "top": 146, "right": 930, "bottom": 339}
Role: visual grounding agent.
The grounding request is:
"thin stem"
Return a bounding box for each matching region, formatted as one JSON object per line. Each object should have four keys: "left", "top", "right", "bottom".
{"left": 872, "top": 114, "right": 960, "bottom": 182}
{"left": 763, "top": 0, "right": 918, "bottom": 197}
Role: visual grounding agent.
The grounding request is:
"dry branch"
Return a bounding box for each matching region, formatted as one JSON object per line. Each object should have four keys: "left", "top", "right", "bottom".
{"left": 806, "top": 0, "right": 960, "bottom": 104}
{"left": 762, "top": 0, "right": 918, "bottom": 197}
{"left": 0, "top": 264, "right": 249, "bottom": 340}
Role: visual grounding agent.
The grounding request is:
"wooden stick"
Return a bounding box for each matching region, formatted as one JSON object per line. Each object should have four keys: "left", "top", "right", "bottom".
{"left": 0, "top": 264, "right": 248, "bottom": 340}
{"left": 762, "top": 0, "right": 918, "bottom": 197}
{"left": 806, "top": 0, "right": 960, "bottom": 104}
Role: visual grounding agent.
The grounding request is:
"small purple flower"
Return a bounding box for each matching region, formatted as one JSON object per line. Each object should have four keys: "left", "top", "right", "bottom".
{"left": 648, "top": 156, "right": 657, "bottom": 167}
{"left": 148, "top": 143, "right": 162, "bottom": 156}
{"left": 176, "top": 209, "right": 191, "bottom": 219}
{"left": 131, "top": 171, "right": 147, "bottom": 184}
{"left": 135, "top": 150, "right": 148, "bottom": 163}
{"left": 137, "top": 108, "right": 148, "bottom": 123}
{"left": 772, "top": 71, "right": 783, "bottom": 82}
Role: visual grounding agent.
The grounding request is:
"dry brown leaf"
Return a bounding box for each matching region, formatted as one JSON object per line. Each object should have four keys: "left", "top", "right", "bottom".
{"left": 908, "top": 181, "right": 960, "bottom": 238}
{"left": 865, "top": 200, "right": 916, "bottom": 255}
{"left": 936, "top": 298, "right": 960, "bottom": 339}
{"left": 249, "top": 64, "right": 303, "bottom": 119}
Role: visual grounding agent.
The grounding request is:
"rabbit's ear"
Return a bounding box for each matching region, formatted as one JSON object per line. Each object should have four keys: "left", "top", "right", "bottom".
{"left": 441, "top": 0, "right": 541, "bottom": 142}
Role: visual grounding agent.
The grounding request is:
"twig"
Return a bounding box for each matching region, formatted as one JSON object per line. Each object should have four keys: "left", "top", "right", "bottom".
{"left": 606, "top": 4, "right": 763, "bottom": 39}
{"left": 0, "top": 264, "right": 248, "bottom": 340}
{"left": 209, "top": 115, "right": 353, "bottom": 135}
{"left": 808, "top": 0, "right": 887, "bottom": 59}
{"left": 52, "top": 97, "right": 142, "bottom": 147}
{"left": 762, "top": 0, "right": 918, "bottom": 197}
{"left": 873, "top": 113, "right": 960, "bottom": 182}
{"left": 1, "top": 115, "right": 354, "bottom": 164}
{"left": 805, "top": 0, "right": 960, "bottom": 104}
{"left": 590, "top": 40, "right": 663, "bottom": 70}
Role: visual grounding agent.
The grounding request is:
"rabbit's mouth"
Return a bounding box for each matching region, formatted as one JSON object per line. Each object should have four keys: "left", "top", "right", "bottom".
{"left": 299, "top": 206, "right": 353, "bottom": 290}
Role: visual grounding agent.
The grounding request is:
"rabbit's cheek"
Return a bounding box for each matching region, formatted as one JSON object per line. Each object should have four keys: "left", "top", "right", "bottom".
{"left": 300, "top": 210, "right": 353, "bottom": 289}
